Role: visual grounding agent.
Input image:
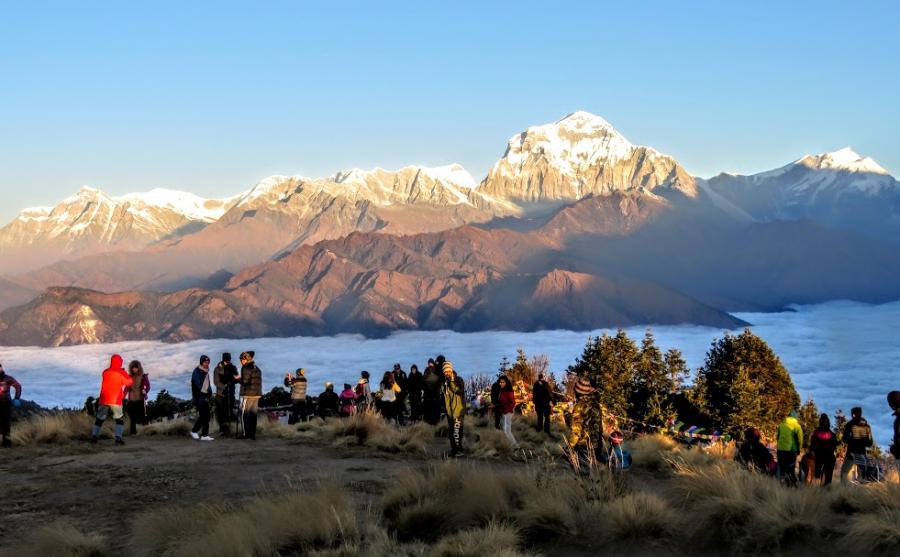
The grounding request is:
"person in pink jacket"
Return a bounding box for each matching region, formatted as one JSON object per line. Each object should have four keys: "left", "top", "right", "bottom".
{"left": 0, "top": 362, "right": 22, "bottom": 448}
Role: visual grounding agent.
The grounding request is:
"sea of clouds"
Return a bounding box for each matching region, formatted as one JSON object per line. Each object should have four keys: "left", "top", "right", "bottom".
{"left": 1, "top": 300, "right": 898, "bottom": 445}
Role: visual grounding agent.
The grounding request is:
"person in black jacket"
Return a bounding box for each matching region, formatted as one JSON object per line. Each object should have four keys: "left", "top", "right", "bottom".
{"left": 190, "top": 355, "right": 214, "bottom": 441}
{"left": 839, "top": 406, "right": 874, "bottom": 483}
{"left": 214, "top": 353, "right": 239, "bottom": 435}
{"left": 532, "top": 374, "right": 552, "bottom": 434}
{"left": 407, "top": 364, "right": 424, "bottom": 422}
{"left": 809, "top": 413, "right": 837, "bottom": 485}
{"left": 318, "top": 382, "right": 340, "bottom": 419}
{"left": 490, "top": 377, "right": 502, "bottom": 430}
{"left": 422, "top": 359, "right": 442, "bottom": 425}
{"left": 889, "top": 391, "right": 900, "bottom": 474}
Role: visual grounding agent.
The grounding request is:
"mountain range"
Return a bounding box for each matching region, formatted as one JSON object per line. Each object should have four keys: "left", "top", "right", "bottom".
{"left": 1, "top": 111, "right": 898, "bottom": 346}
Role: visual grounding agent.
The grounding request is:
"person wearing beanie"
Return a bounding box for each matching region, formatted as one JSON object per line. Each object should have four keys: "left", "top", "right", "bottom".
{"left": 91, "top": 355, "right": 133, "bottom": 445}
{"left": 339, "top": 383, "right": 356, "bottom": 416}
{"left": 238, "top": 351, "right": 263, "bottom": 440}
{"left": 124, "top": 360, "right": 151, "bottom": 435}
{"left": 214, "top": 353, "right": 239, "bottom": 435}
{"left": 568, "top": 375, "right": 595, "bottom": 451}
{"left": 839, "top": 406, "right": 874, "bottom": 483}
{"left": 318, "top": 382, "right": 340, "bottom": 419}
{"left": 191, "top": 355, "right": 214, "bottom": 441}
{"left": 441, "top": 361, "right": 466, "bottom": 456}
{"left": 0, "top": 362, "right": 22, "bottom": 448}
{"left": 889, "top": 391, "right": 900, "bottom": 474}
{"left": 284, "top": 368, "right": 309, "bottom": 424}
{"left": 776, "top": 410, "right": 804, "bottom": 486}
{"left": 422, "top": 359, "right": 442, "bottom": 425}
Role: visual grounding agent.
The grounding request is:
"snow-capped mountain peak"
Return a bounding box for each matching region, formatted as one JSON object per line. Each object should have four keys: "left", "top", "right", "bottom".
{"left": 799, "top": 147, "right": 889, "bottom": 176}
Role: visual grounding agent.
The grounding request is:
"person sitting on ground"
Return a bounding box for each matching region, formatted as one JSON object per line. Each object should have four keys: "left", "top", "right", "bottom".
{"left": 737, "top": 427, "right": 775, "bottom": 475}
{"left": 809, "top": 413, "right": 837, "bottom": 486}
{"left": 379, "top": 371, "right": 401, "bottom": 423}
{"left": 339, "top": 383, "right": 356, "bottom": 417}
{"left": 214, "top": 353, "right": 239, "bottom": 436}
{"left": 840, "top": 406, "right": 874, "bottom": 483}
{"left": 532, "top": 373, "right": 552, "bottom": 434}
{"left": 190, "top": 355, "right": 214, "bottom": 441}
{"left": 238, "top": 351, "right": 263, "bottom": 440}
{"left": 318, "top": 382, "right": 340, "bottom": 419}
{"left": 91, "top": 355, "right": 133, "bottom": 445}
{"left": 124, "top": 360, "right": 150, "bottom": 436}
{"left": 0, "top": 362, "right": 22, "bottom": 448}
{"left": 284, "top": 368, "right": 309, "bottom": 424}
{"left": 776, "top": 411, "right": 803, "bottom": 486}
{"left": 497, "top": 374, "right": 519, "bottom": 448}
{"left": 889, "top": 391, "right": 900, "bottom": 475}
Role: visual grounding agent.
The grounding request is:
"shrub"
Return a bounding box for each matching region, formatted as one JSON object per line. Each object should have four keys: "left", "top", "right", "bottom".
{"left": 11, "top": 412, "right": 95, "bottom": 445}
{"left": 0, "top": 522, "right": 108, "bottom": 557}
{"left": 428, "top": 523, "right": 530, "bottom": 557}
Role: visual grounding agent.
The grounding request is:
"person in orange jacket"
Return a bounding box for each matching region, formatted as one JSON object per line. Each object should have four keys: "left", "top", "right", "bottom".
{"left": 90, "top": 354, "right": 133, "bottom": 445}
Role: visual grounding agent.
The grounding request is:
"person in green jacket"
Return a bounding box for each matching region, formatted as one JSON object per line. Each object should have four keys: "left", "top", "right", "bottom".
{"left": 776, "top": 411, "right": 803, "bottom": 486}
{"left": 441, "top": 361, "right": 466, "bottom": 457}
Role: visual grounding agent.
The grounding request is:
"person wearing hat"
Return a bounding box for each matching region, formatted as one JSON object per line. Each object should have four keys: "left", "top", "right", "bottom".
{"left": 214, "top": 353, "right": 239, "bottom": 436}
{"left": 568, "top": 376, "right": 595, "bottom": 451}
{"left": 422, "top": 359, "right": 442, "bottom": 425}
{"left": 889, "top": 391, "right": 900, "bottom": 474}
{"left": 284, "top": 368, "right": 309, "bottom": 424}
{"left": 91, "top": 355, "right": 133, "bottom": 445}
{"left": 441, "top": 361, "right": 466, "bottom": 456}
{"left": 339, "top": 383, "right": 357, "bottom": 416}
{"left": 191, "top": 355, "right": 214, "bottom": 441}
{"left": 839, "top": 406, "right": 874, "bottom": 483}
{"left": 776, "top": 410, "right": 804, "bottom": 486}
{"left": 317, "top": 382, "right": 340, "bottom": 419}
{"left": 238, "top": 351, "right": 263, "bottom": 440}
{"left": 0, "top": 362, "right": 22, "bottom": 448}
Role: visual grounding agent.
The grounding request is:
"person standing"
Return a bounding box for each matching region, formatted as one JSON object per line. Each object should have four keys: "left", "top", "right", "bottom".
{"left": 393, "top": 364, "right": 408, "bottom": 425}
{"left": 490, "top": 376, "right": 503, "bottom": 430}
{"left": 379, "top": 372, "right": 401, "bottom": 423}
{"left": 91, "top": 355, "right": 133, "bottom": 445}
{"left": 125, "top": 360, "right": 150, "bottom": 435}
{"left": 284, "top": 368, "right": 309, "bottom": 424}
{"left": 191, "top": 355, "right": 214, "bottom": 441}
{"left": 339, "top": 383, "right": 356, "bottom": 416}
{"left": 776, "top": 411, "right": 804, "bottom": 486}
{"left": 318, "top": 382, "right": 340, "bottom": 419}
{"left": 497, "top": 375, "right": 518, "bottom": 448}
{"left": 422, "top": 359, "right": 442, "bottom": 425}
{"left": 889, "top": 391, "right": 900, "bottom": 475}
{"left": 0, "top": 363, "right": 22, "bottom": 448}
{"left": 441, "top": 361, "right": 466, "bottom": 457}
{"left": 239, "top": 351, "right": 263, "bottom": 440}
{"left": 357, "top": 371, "right": 373, "bottom": 412}
{"left": 407, "top": 364, "right": 424, "bottom": 422}
{"left": 809, "top": 413, "right": 837, "bottom": 485}
{"left": 532, "top": 373, "right": 552, "bottom": 434}
{"left": 840, "top": 406, "right": 874, "bottom": 483}
{"left": 214, "top": 353, "right": 239, "bottom": 436}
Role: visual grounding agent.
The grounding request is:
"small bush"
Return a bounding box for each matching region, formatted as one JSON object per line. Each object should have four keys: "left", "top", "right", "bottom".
{"left": 11, "top": 412, "right": 96, "bottom": 445}
{"left": 840, "top": 506, "right": 900, "bottom": 556}
{"left": 604, "top": 492, "right": 679, "bottom": 543}
{"left": 140, "top": 419, "right": 192, "bottom": 437}
{"left": 0, "top": 522, "right": 108, "bottom": 557}
{"left": 428, "top": 523, "right": 529, "bottom": 557}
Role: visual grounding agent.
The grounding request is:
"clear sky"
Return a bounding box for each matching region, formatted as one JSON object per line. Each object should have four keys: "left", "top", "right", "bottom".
{"left": 1, "top": 1, "right": 897, "bottom": 223}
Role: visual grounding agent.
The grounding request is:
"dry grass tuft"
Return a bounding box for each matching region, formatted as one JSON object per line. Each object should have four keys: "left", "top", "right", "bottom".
{"left": 428, "top": 523, "right": 531, "bottom": 557}
{"left": 139, "top": 419, "right": 192, "bottom": 437}
{"left": 11, "top": 412, "right": 96, "bottom": 445}
{"left": 604, "top": 492, "right": 680, "bottom": 543}
{"left": 629, "top": 434, "right": 678, "bottom": 472}
{"left": 0, "top": 521, "right": 108, "bottom": 557}
{"left": 840, "top": 506, "right": 900, "bottom": 556}
{"left": 130, "top": 484, "right": 356, "bottom": 557}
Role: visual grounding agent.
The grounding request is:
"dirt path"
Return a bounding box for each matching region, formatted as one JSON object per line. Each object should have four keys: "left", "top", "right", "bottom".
{"left": 0, "top": 435, "right": 429, "bottom": 540}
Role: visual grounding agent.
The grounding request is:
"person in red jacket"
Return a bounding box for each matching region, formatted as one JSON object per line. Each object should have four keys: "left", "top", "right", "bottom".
{"left": 497, "top": 375, "right": 519, "bottom": 449}
{"left": 0, "top": 362, "right": 23, "bottom": 448}
{"left": 90, "top": 355, "right": 133, "bottom": 445}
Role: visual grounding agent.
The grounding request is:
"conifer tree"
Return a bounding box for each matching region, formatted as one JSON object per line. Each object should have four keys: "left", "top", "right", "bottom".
{"left": 798, "top": 397, "right": 819, "bottom": 447}
{"left": 694, "top": 329, "right": 800, "bottom": 437}
{"left": 631, "top": 330, "right": 675, "bottom": 427}
{"left": 567, "top": 330, "right": 638, "bottom": 434}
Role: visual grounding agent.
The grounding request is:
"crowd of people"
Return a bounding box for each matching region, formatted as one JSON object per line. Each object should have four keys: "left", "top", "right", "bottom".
{"left": 1, "top": 355, "right": 899, "bottom": 485}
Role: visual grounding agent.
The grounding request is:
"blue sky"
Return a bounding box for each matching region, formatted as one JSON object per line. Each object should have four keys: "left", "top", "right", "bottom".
{"left": 1, "top": 1, "right": 897, "bottom": 222}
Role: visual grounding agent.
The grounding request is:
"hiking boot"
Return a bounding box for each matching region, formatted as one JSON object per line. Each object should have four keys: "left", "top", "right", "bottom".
{"left": 115, "top": 437, "right": 125, "bottom": 446}
{"left": 200, "top": 436, "right": 214, "bottom": 442}
{"left": 190, "top": 431, "right": 200, "bottom": 440}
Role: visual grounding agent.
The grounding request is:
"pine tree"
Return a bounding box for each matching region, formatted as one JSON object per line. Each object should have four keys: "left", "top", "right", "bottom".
{"left": 630, "top": 330, "right": 675, "bottom": 428}
{"left": 694, "top": 329, "right": 800, "bottom": 438}
{"left": 508, "top": 347, "right": 535, "bottom": 385}
{"left": 664, "top": 348, "right": 689, "bottom": 393}
{"left": 498, "top": 355, "right": 510, "bottom": 376}
{"left": 833, "top": 409, "right": 848, "bottom": 458}
{"left": 567, "top": 330, "right": 639, "bottom": 433}
{"left": 797, "top": 397, "right": 819, "bottom": 447}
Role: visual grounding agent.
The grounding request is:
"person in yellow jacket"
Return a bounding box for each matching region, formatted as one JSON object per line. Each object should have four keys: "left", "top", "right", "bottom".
{"left": 776, "top": 411, "right": 803, "bottom": 486}
{"left": 441, "top": 361, "right": 466, "bottom": 457}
